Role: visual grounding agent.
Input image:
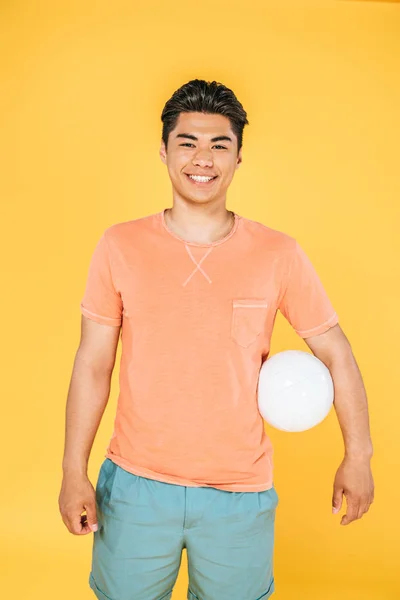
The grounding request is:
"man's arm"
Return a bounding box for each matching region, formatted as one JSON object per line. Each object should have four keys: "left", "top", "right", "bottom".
{"left": 304, "top": 323, "right": 373, "bottom": 459}
{"left": 304, "top": 323, "right": 374, "bottom": 525}
{"left": 59, "top": 315, "right": 120, "bottom": 535}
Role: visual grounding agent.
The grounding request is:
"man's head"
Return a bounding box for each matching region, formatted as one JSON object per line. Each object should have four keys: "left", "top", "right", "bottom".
{"left": 159, "top": 79, "right": 249, "bottom": 206}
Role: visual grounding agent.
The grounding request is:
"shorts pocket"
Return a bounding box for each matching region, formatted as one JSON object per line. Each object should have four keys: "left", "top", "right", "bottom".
{"left": 95, "top": 458, "right": 119, "bottom": 515}
{"left": 257, "top": 486, "right": 279, "bottom": 514}
{"left": 157, "top": 590, "right": 173, "bottom": 600}
{"left": 230, "top": 298, "right": 269, "bottom": 348}
{"left": 255, "top": 577, "right": 275, "bottom": 599}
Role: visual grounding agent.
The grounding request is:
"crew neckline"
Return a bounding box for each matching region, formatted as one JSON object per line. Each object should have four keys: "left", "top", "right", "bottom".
{"left": 160, "top": 208, "right": 241, "bottom": 247}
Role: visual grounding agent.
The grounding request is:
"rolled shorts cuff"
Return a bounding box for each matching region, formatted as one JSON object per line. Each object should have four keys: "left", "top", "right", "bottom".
{"left": 187, "top": 577, "right": 275, "bottom": 600}
{"left": 89, "top": 572, "right": 173, "bottom": 600}
{"left": 89, "top": 573, "right": 112, "bottom": 600}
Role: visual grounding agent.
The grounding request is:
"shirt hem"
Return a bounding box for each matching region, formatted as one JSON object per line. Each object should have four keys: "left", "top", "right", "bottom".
{"left": 80, "top": 304, "right": 122, "bottom": 326}
{"left": 296, "top": 312, "right": 339, "bottom": 338}
{"left": 104, "top": 451, "right": 273, "bottom": 492}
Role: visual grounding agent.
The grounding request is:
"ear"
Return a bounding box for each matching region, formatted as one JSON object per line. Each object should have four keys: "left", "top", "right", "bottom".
{"left": 159, "top": 141, "right": 167, "bottom": 165}
{"left": 236, "top": 147, "right": 243, "bottom": 169}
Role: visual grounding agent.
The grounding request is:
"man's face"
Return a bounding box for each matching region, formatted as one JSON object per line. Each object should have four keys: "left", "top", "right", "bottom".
{"left": 159, "top": 112, "right": 242, "bottom": 205}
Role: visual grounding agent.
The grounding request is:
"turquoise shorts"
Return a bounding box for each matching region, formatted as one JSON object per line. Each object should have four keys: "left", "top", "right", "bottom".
{"left": 89, "top": 458, "right": 278, "bottom": 600}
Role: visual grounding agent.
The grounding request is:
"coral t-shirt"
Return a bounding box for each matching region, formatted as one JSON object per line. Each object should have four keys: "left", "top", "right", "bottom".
{"left": 80, "top": 209, "right": 338, "bottom": 492}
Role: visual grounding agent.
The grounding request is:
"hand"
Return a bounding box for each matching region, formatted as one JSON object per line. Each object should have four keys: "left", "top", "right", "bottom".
{"left": 58, "top": 471, "right": 99, "bottom": 535}
{"left": 332, "top": 455, "right": 374, "bottom": 526}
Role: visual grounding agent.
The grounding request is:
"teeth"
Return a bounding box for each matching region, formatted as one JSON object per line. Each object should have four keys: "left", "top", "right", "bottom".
{"left": 189, "top": 175, "right": 214, "bottom": 182}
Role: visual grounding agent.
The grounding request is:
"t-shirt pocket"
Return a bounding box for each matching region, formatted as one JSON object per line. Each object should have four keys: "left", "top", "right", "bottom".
{"left": 230, "top": 298, "right": 269, "bottom": 348}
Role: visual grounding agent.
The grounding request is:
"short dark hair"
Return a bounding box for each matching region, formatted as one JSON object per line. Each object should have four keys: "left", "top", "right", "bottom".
{"left": 161, "top": 79, "right": 249, "bottom": 154}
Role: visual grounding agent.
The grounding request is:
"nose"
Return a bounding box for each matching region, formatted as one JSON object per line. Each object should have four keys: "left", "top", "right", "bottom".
{"left": 192, "top": 149, "right": 213, "bottom": 168}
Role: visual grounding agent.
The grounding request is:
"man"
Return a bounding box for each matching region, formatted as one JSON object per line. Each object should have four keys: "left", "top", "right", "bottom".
{"left": 59, "top": 79, "right": 374, "bottom": 600}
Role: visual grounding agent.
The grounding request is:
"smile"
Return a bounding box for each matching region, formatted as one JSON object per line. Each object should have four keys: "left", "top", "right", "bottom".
{"left": 185, "top": 174, "right": 218, "bottom": 185}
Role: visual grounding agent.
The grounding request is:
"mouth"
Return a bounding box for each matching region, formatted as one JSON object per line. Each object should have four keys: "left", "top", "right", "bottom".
{"left": 185, "top": 173, "right": 218, "bottom": 186}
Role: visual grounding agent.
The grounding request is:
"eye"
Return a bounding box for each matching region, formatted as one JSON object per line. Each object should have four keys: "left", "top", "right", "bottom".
{"left": 179, "top": 143, "right": 227, "bottom": 149}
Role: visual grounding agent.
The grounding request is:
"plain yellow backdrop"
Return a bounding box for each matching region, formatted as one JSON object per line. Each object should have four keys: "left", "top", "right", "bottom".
{"left": 1, "top": 1, "right": 399, "bottom": 598}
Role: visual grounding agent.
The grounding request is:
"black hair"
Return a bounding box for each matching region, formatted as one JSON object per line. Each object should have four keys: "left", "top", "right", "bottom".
{"left": 161, "top": 79, "right": 249, "bottom": 154}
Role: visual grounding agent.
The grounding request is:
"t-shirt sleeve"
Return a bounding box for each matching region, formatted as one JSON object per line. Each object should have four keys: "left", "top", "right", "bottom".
{"left": 80, "top": 230, "right": 122, "bottom": 327}
{"left": 278, "top": 240, "right": 338, "bottom": 338}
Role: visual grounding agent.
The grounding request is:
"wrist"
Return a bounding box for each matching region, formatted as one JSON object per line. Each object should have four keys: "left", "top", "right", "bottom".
{"left": 344, "top": 446, "right": 373, "bottom": 461}
{"left": 62, "top": 459, "right": 88, "bottom": 476}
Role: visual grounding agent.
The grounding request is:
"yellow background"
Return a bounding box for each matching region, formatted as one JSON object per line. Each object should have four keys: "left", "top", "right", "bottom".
{"left": 1, "top": 1, "right": 399, "bottom": 598}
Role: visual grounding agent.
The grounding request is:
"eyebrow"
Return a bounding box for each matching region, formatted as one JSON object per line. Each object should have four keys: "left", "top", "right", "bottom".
{"left": 175, "top": 133, "right": 233, "bottom": 143}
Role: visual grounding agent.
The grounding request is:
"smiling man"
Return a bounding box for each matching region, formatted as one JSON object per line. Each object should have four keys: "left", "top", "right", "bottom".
{"left": 59, "top": 79, "right": 374, "bottom": 600}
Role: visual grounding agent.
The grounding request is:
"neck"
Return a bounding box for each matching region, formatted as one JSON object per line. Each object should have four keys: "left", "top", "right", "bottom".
{"left": 164, "top": 204, "right": 235, "bottom": 245}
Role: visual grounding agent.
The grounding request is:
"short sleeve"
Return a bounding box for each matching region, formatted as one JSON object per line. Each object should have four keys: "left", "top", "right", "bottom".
{"left": 80, "top": 230, "right": 122, "bottom": 327}
{"left": 278, "top": 240, "right": 338, "bottom": 338}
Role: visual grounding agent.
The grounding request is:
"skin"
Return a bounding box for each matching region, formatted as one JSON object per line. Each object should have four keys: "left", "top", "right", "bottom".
{"left": 59, "top": 111, "right": 374, "bottom": 535}
{"left": 159, "top": 112, "right": 242, "bottom": 245}
{"left": 304, "top": 325, "right": 374, "bottom": 525}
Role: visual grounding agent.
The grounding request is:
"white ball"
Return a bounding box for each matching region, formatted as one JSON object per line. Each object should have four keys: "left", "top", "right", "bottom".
{"left": 257, "top": 350, "right": 334, "bottom": 432}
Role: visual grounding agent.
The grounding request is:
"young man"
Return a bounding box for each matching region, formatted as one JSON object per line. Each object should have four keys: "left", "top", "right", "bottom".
{"left": 59, "top": 79, "right": 374, "bottom": 600}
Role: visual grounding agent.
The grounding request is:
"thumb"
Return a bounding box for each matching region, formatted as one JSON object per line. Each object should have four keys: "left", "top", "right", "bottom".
{"left": 332, "top": 488, "right": 343, "bottom": 514}
{"left": 85, "top": 502, "right": 98, "bottom": 532}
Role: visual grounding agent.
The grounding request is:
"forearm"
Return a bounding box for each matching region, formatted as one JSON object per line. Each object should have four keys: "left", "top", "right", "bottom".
{"left": 62, "top": 352, "right": 113, "bottom": 476}
{"left": 327, "top": 348, "right": 373, "bottom": 460}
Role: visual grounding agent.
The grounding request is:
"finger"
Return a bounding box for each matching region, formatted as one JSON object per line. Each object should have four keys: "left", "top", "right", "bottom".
{"left": 61, "top": 513, "right": 73, "bottom": 533}
{"left": 357, "top": 504, "right": 368, "bottom": 519}
{"left": 80, "top": 514, "right": 94, "bottom": 535}
{"left": 84, "top": 502, "right": 99, "bottom": 532}
{"left": 357, "top": 497, "right": 372, "bottom": 519}
{"left": 341, "top": 497, "right": 360, "bottom": 525}
{"left": 62, "top": 512, "right": 85, "bottom": 535}
{"left": 332, "top": 487, "right": 343, "bottom": 514}
{"left": 69, "top": 511, "right": 92, "bottom": 535}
